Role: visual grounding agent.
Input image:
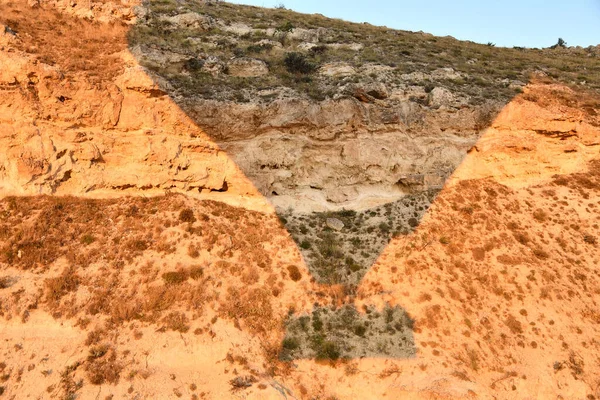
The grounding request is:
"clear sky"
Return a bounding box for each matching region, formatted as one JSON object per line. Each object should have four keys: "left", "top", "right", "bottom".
{"left": 227, "top": 0, "right": 600, "bottom": 49}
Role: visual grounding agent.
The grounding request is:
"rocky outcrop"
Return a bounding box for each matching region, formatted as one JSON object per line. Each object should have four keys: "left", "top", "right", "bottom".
{"left": 0, "top": 15, "right": 257, "bottom": 205}
{"left": 226, "top": 57, "right": 269, "bottom": 77}
{"left": 319, "top": 62, "right": 356, "bottom": 78}
{"left": 179, "top": 92, "right": 497, "bottom": 211}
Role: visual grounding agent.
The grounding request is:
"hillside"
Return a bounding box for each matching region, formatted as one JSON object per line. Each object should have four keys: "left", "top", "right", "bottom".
{"left": 0, "top": 0, "right": 599, "bottom": 399}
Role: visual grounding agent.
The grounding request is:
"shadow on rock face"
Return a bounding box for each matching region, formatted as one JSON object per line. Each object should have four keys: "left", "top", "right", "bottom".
{"left": 280, "top": 305, "right": 416, "bottom": 360}
{"left": 127, "top": 0, "right": 525, "bottom": 360}
{"left": 280, "top": 190, "right": 437, "bottom": 287}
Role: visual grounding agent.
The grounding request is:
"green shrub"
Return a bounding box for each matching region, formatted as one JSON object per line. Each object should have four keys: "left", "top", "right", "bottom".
{"left": 354, "top": 325, "right": 366, "bottom": 337}
{"left": 312, "top": 313, "right": 323, "bottom": 331}
{"left": 282, "top": 337, "right": 300, "bottom": 350}
{"left": 276, "top": 21, "right": 294, "bottom": 33}
{"left": 315, "top": 340, "right": 340, "bottom": 360}
{"left": 284, "top": 52, "right": 316, "bottom": 74}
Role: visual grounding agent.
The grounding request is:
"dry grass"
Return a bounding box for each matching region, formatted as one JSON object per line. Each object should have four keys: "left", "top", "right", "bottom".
{"left": 129, "top": 0, "right": 600, "bottom": 102}
{"left": 0, "top": 2, "right": 128, "bottom": 83}
{"left": 0, "top": 196, "right": 283, "bottom": 323}
{"left": 361, "top": 155, "right": 600, "bottom": 377}
{"left": 0, "top": 194, "right": 299, "bottom": 381}
{"left": 45, "top": 266, "right": 80, "bottom": 305}
{"left": 85, "top": 344, "right": 122, "bottom": 385}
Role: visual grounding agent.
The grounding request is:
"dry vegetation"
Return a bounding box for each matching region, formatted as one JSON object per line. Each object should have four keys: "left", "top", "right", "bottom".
{"left": 129, "top": 0, "right": 600, "bottom": 102}
{"left": 1, "top": 0, "right": 599, "bottom": 397}
{"left": 359, "top": 158, "right": 600, "bottom": 391}
{"left": 0, "top": 1, "right": 128, "bottom": 83}
{"left": 0, "top": 194, "right": 313, "bottom": 396}
{"left": 282, "top": 304, "right": 416, "bottom": 360}
{"left": 280, "top": 190, "right": 436, "bottom": 286}
{"left": 0, "top": 194, "right": 300, "bottom": 326}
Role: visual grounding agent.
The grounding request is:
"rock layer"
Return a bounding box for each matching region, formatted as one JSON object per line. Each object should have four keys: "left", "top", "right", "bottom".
{"left": 0, "top": 11, "right": 261, "bottom": 209}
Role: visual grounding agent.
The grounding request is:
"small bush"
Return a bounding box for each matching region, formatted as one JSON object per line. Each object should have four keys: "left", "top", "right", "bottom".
{"left": 0, "top": 276, "right": 14, "bottom": 289}
{"left": 128, "top": 239, "right": 148, "bottom": 251}
{"left": 315, "top": 340, "right": 340, "bottom": 360}
{"left": 188, "top": 265, "right": 204, "bottom": 280}
{"left": 583, "top": 234, "right": 597, "bottom": 245}
{"left": 85, "top": 344, "right": 121, "bottom": 385}
{"left": 354, "top": 325, "right": 366, "bottom": 337}
{"left": 533, "top": 209, "right": 547, "bottom": 222}
{"left": 284, "top": 52, "right": 316, "bottom": 74}
{"left": 312, "top": 314, "right": 323, "bottom": 331}
{"left": 184, "top": 58, "right": 204, "bottom": 71}
{"left": 299, "top": 240, "right": 311, "bottom": 249}
{"left": 247, "top": 43, "right": 273, "bottom": 53}
{"left": 276, "top": 21, "right": 294, "bottom": 33}
{"left": 282, "top": 337, "right": 300, "bottom": 350}
{"left": 162, "top": 311, "right": 190, "bottom": 333}
{"left": 45, "top": 267, "right": 80, "bottom": 303}
{"left": 162, "top": 271, "right": 188, "bottom": 285}
{"left": 310, "top": 45, "right": 327, "bottom": 55}
{"left": 504, "top": 315, "right": 523, "bottom": 334}
{"left": 179, "top": 208, "right": 196, "bottom": 223}
{"left": 287, "top": 265, "right": 302, "bottom": 281}
{"left": 550, "top": 38, "right": 567, "bottom": 49}
{"left": 187, "top": 244, "right": 200, "bottom": 258}
{"left": 85, "top": 327, "right": 106, "bottom": 346}
{"left": 533, "top": 248, "right": 549, "bottom": 259}
{"left": 80, "top": 234, "right": 95, "bottom": 245}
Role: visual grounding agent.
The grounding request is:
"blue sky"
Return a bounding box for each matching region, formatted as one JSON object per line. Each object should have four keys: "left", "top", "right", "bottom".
{"left": 227, "top": 0, "right": 600, "bottom": 48}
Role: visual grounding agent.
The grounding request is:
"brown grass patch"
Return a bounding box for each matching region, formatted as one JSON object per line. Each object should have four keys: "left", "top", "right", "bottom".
{"left": 0, "top": 3, "right": 128, "bottom": 83}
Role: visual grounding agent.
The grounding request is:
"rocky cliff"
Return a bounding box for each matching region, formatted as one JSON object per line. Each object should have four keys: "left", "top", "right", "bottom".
{"left": 0, "top": 3, "right": 262, "bottom": 210}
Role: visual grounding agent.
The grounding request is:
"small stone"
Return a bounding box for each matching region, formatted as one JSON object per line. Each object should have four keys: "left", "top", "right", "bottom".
{"left": 326, "top": 218, "right": 344, "bottom": 231}
{"left": 319, "top": 62, "right": 356, "bottom": 78}
{"left": 364, "top": 82, "right": 388, "bottom": 100}
{"left": 226, "top": 58, "right": 269, "bottom": 77}
{"left": 428, "top": 87, "right": 455, "bottom": 108}
{"left": 201, "top": 56, "right": 226, "bottom": 76}
{"left": 164, "top": 12, "right": 214, "bottom": 31}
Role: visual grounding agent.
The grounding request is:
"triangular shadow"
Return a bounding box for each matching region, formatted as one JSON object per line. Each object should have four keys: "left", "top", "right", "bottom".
{"left": 127, "top": 0, "right": 524, "bottom": 360}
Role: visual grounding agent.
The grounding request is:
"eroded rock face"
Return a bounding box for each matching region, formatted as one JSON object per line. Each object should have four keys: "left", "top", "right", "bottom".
{"left": 1, "top": 2, "right": 600, "bottom": 399}
{"left": 124, "top": 3, "right": 518, "bottom": 212}
{"left": 179, "top": 94, "right": 495, "bottom": 211}
{"left": 0, "top": 23, "right": 252, "bottom": 201}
